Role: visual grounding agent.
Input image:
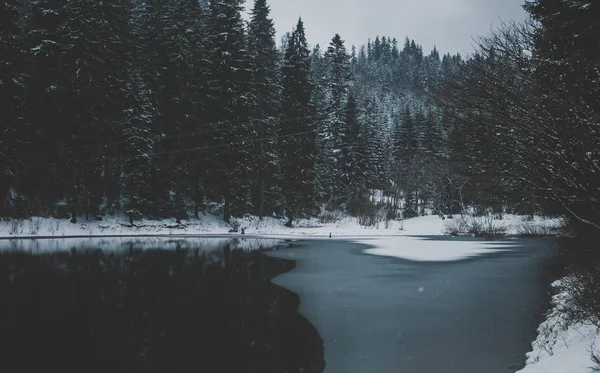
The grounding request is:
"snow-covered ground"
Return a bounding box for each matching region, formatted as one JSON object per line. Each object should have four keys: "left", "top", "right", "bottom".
{"left": 0, "top": 213, "right": 561, "bottom": 239}
{"left": 516, "top": 279, "right": 600, "bottom": 373}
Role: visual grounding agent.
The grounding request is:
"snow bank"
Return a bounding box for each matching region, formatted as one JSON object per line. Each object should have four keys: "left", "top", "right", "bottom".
{"left": 0, "top": 213, "right": 561, "bottom": 239}
{"left": 356, "top": 236, "right": 515, "bottom": 262}
{"left": 516, "top": 279, "right": 600, "bottom": 373}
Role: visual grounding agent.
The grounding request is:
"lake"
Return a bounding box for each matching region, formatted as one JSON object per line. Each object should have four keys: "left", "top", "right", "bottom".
{"left": 0, "top": 236, "right": 560, "bottom": 373}
{"left": 0, "top": 237, "right": 324, "bottom": 373}
{"left": 267, "top": 237, "right": 560, "bottom": 373}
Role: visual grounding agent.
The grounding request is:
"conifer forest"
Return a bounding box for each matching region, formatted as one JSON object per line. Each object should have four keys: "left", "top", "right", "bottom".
{"left": 1, "top": 0, "right": 599, "bottom": 238}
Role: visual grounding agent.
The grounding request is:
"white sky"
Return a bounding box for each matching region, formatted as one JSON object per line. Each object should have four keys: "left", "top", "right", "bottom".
{"left": 243, "top": 0, "right": 528, "bottom": 56}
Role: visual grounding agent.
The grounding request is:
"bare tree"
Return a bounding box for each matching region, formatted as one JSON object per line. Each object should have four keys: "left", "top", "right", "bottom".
{"left": 439, "top": 20, "right": 600, "bottom": 231}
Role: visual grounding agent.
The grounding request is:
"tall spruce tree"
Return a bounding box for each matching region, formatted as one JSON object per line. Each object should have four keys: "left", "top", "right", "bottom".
{"left": 247, "top": 0, "right": 281, "bottom": 218}
{"left": 122, "top": 70, "right": 156, "bottom": 224}
{"left": 207, "top": 0, "right": 253, "bottom": 222}
{"left": 57, "top": 0, "right": 131, "bottom": 221}
{"left": 280, "top": 18, "right": 317, "bottom": 227}
{"left": 359, "top": 94, "right": 386, "bottom": 190}
{"left": 137, "top": 0, "right": 205, "bottom": 219}
{"left": 340, "top": 91, "right": 368, "bottom": 215}
{"left": 22, "top": 0, "right": 67, "bottom": 213}
{"left": 0, "top": 0, "right": 25, "bottom": 216}
{"left": 321, "top": 33, "right": 351, "bottom": 208}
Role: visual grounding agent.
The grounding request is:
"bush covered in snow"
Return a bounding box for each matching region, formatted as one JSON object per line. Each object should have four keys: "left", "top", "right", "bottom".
{"left": 443, "top": 214, "right": 507, "bottom": 237}
{"left": 519, "top": 275, "right": 600, "bottom": 373}
{"left": 514, "top": 217, "right": 562, "bottom": 237}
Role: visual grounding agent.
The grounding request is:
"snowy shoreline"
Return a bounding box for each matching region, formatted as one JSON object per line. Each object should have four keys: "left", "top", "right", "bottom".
{"left": 2, "top": 213, "right": 584, "bottom": 372}
{"left": 515, "top": 279, "right": 599, "bottom": 373}
{"left": 0, "top": 213, "right": 562, "bottom": 239}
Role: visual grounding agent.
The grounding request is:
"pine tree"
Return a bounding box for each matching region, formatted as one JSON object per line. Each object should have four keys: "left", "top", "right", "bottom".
{"left": 0, "top": 0, "right": 25, "bottom": 215}
{"left": 122, "top": 71, "right": 156, "bottom": 223}
{"left": 247, "top": 0, "right": 281, "bottom": 218}
{"left": 309, "top": 44, "right": 328, "bottom": 113}
{"left": 325, "top": 34, "right": 351, "bottom": 116}
{"left": 280, "top": 18, "right": 317, "bottom": 227}
{"left": 310, "top": 44, "right": 333, "bottom": 205}
{"left": 422, "top": 109, "right": 442, "bottom": 153}
{"left": 399, "top": 106, "right": 417, "bottom": 152}
{"left": 340, "top": 92, "right": 368, "bottom": 215}
{"left": 206, "top": 0, "right": 254, "bottom": 222}
{"left": 172, "top": 0, "right": 209, "bottom": 220}
{"left": 392, "top": 106, "right": 419, "bottom": 218}
{"left": 322, "top": 33, "right": 351, "bottom": 208}
{"left": 55, "top": 0, "right": 132, "bottom": 220}
{"left": 22, "top": 0, "right": 67, "bottom": 213}
{"left": 137, "top": 0, "right": 207, "bottom": 218}
{"left": 391, "top": 38, "right": 399, "bottom": 60}
{"left": 359, "top": 94, "right": 386, "bottom": 190}
{"left": 372, "top": 36, "right": 382, "bottom": 61}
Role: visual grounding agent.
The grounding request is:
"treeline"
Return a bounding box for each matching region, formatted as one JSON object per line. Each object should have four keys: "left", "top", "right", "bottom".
{"left": 438, "top": 0, "right": 600, "bottom": 237}
{"left": 1, "top": 0, "right": 463, "bottom": 225}
{"left": 5, "top": 0, "right": 594, "bottom": 233}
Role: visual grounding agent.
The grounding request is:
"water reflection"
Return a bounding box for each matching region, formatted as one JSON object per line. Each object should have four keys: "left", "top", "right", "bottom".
{"left": 0, "top": 238, "right": 325, "bottom": 373}
{"left": 0, "top": 236, "right": 286, "bottom": 254}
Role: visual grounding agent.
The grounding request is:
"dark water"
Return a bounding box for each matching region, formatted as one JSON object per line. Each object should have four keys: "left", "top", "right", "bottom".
{"left": 0, "top": 237, "right": 324, "bottom": 373}
{"left": 0, "top": 236, "right": 562, "bottom": 373}
{"left": 267, "top": 237, "right": 561, "bottom": 373}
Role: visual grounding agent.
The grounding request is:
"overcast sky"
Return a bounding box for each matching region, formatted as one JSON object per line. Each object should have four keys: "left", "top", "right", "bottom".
{"left": 244, "top": 0, "right": 528, "bottom": 56}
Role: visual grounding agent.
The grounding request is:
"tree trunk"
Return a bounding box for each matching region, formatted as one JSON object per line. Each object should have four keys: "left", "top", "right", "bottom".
{"left": 194, "top": 178, "right": 203, "bottom": 219}
{"left": 258, "top": 122, "right": 266, "bottom": 220}
{"left": 223, "top": 196, "right": 231, "bottom": 223}
{"left": 258, "top": 180, "right": 265, "bottom": 220}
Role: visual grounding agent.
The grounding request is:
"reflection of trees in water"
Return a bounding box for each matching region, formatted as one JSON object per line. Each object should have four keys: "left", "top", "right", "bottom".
{"left": 0, "top": 244, "right": 324, "bottom": 373}
{"left": 0, "top": 237, "right": 288, "bottom": 255}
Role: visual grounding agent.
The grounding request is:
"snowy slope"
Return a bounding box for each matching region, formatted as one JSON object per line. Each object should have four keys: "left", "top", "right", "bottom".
{"left": 516, "top": 280, "right": 600, "bottom": 373}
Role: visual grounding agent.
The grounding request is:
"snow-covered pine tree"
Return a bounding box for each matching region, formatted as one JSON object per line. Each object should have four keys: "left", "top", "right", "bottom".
{"left": 168, "top": 0, "right": 207, "bottom": 220}
{"left": 422, "top": 109, "right": 442, "bottom": 154}
{"left": 22, "top": 0, "right": 67, "bottom": 213}
{"left": 136, "top": 0, "right": 206, "bottom": 218}
{"left": 122, "top": 70, "right": 156, "bottom": 223}
{"left": 310, "top": 44, "right": 332, "bottom": 204}
{"left": 340, "top": 91, "right": 369, "bottom": 215}
{"left": 55, "top": 0, "right": 131, "bottom": 220}
{"left": 399, "top": 105, "right": 417, "bottom": 152}
{"left": 359, "top": 93, "right": 387, "bottom": 190}
{"left": 322, "top": 33, "right": 351, "bottom": 209}
{"left": 395, "top": 105, "right": 419, "bottom": 218}
{"left": 372, "top": 36, "right": 382, "bottom": 61}
{"left": 310, "top": 44, "right": 328, "bottom": 114}
{"left": 391, "top": 38, "right": 399, "bottom": 60}
{"left": 280, "top": 18, "right": 317, "bottom": 227}
{"left": 0, "top": 0, "right": 25, "bottom": 216}
{"left": 247, "top": 0, "right": 282, "bottom": 218}
{"left": 206, "top": 0, "right": 253, "bottom": 222}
